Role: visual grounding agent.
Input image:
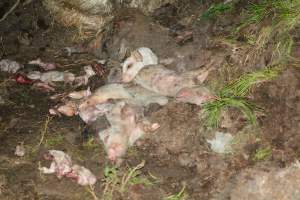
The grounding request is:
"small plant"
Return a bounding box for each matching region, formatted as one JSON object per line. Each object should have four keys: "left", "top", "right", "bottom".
{"left": 33, "top": 116, "right": 53, "bottom": 152}
{"left": 253, "top": 147, "right": 272, "bottom": 161}
{"left": 236, "top": 0, "right": 300, "bottom": 62}
{"left": 201, "top": 2, "right": 233, "bottom": 20}
{"left": 82, "top": 137, "right": 100, "bottom": 150}
{"left": 45, "top": 134, "right": 64, "bottom": 148}
{"left": 101, "top": 161, "right": 154, "bottom": 200}
{"left": 236, "top": 0, "right": 273, "bottom": 32}
{"left": 203, "top": 97, "right": 260, "bottom": 128}
{"left": 164, "top": 185, "right": 188, "bottom": 200}
{"left": 203, "top": 66, "right": 282, "bottom": 128}
{"left": 220, "top": 65, "right": 283, "bottom": 97}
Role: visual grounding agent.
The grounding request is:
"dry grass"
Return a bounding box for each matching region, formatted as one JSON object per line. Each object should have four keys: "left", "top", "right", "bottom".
{"left": 163, "top": 184, "right": 188, "bottom": 200}
{"left": 32, "top": 116, "right": 53, "bottom": 152}
{"left": 43, "top": 0, "right": 113, "bottom": 39}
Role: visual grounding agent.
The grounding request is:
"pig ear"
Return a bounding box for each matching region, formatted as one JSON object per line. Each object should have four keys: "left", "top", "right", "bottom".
{"left": 176, "top": 88, "right": 191, "bottom": 98}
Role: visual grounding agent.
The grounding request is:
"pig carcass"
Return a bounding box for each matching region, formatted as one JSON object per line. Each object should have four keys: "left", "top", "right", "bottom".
{"left": 122, "top": 47, "right": 158, "bottom": 82}
{"left": 66, "top": 164, "right": 97, "bottom": 186}
{"left": 27, "top": 71, "right": 75, "bottom": 83}
{"left": 78, "top": 83, "right": 168, "bottom": 112}
{"left": 99, "top": 101, "right": 160, "bottom": 165}
{"left": 39, "top": 150, "right": 73, "bottom": 179}
{"left": 123, "top": 63, "right": 213, "bottom": 103}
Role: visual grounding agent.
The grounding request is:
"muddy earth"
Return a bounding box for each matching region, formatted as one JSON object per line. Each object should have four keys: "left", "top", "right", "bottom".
{"left": 0, "top": 0, "right": 300, "bottom": 200}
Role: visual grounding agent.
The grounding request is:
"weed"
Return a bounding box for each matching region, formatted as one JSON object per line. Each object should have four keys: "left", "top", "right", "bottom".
{"left": 273, "top": 33, "right": 294, "bottom": 62}
{"left": 33, "top": 116, "right": 52, "bottom": 151}
{"left": 220, "top": 65, "right": 283, "bottom": 97}
{"left": 203, "top": 97, "right": 261, "bottom": 128}
{"left": 164, "top": 185, "right": 188, "bottom": 200}
{"left": 237, "top": 0, "right": 300, "bottom": 32}
{"left": 86, "top": 185, "right": 99, "bottom": 200}
{"left": 253, "top": 147, "right": 272, "bottom": 161}
{"left": 101, "top": 161, "right": 154, "bottom": 200}
{"left": 44, "top": 134, "right": 64, "bottom": 148}
{"left": 201, "top": 2, "right": 233, "bottom": 20}
{"left": 82, "top": 137, "right": 100, "bottom": 150}
{"left": 236, "top": 0, "right": 273, "bottom": 32}
{"left": 203, "top": 66, "right": 282, "bottom": 128}
{"left": 236, "top": 0, "right": 300, "bottom": 62}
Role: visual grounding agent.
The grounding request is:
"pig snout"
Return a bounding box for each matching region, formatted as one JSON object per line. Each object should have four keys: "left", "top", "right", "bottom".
{"left": 107, "top": 144, "right": 124, "bottom": 161}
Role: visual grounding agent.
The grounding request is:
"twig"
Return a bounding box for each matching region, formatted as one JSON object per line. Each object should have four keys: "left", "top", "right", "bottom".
{"left": 0, "top": 0, "right": 21, "bottom": 23}
{"left": 36, "top": 116, "right": 52, "bottom": 148}
{"left": 86, "top": 185, "right": 99, "bottom": 200}
{"left": 120, "top": 160, "right": 145, "bottom": 193}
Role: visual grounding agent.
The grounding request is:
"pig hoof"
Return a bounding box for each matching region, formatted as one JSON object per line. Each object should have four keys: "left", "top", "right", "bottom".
{"left": 151, "top": 123, "right": 160, "bottom": 131}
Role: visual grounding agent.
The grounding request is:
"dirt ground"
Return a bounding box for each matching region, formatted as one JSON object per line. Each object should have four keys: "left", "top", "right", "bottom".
{"left": 0, "top": 0, "right": 299, "bottom": 200}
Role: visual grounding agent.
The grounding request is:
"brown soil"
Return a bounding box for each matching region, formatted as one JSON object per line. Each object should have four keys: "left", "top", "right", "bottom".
{"left": 0, "top": 1, "right": 299, "bottom": 200}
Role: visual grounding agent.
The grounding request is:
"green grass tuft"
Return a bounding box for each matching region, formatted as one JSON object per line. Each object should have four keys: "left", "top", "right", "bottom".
{"left": 232, "top": 0, "right": 300, "bottom": 65}
{"left": 201, "top": 2, "right": 233, "bottom": 20}
{"left": 45, "top": 134, "right": 64, "bottom": 148}
{"left": 203, "top": 66, "right": 282, "bottom": 128}
{"left": 253, "top": 147, "right": 272, "bottom": 161}
{"left": 203, "top": 97, "right": 261, "bottom": 128}
{"left": 220, "top": 65, "right": 283, "bottom": 97}
{"left": 102, "top": 161, "right": 154, "bottom": 199}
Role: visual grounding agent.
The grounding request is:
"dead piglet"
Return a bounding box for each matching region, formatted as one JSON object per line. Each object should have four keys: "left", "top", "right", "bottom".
{"left": 125, "top": 64, "right": 186, "bottom": 96}
{"left": 73, "top": 65, "right": 96, "bottom": 87}
{"left": 32, "top": 82, "right": 56, "bottom": 92}
{"left": 123, "top": 62, "right": 212, "bottom": 98}
{"left": 79, "top": 102, "right": 114, "bottom": 124}
{"left": 27, "top": 71, "right": 75, "bottom": 83}
{"left": 175, "top": 86, "right": 216, "bottom": 106}
{"left": 99, "top": 127, "right": 128, "bottom": 165}
{"left": 66, "top": 165, "right": 97, "bottom": 186}
{"left": 79, "top": 84, "right": 133, "bottom": 111}
{"left": 68, "top": 87, "right": 91, "bottom": 99}
{"left": 39, "top": 150, "right": 72, "bottom": 179}
{"left": 0, "top": 59, "right": 23, "bottom": 73}
{"left": 49, "top": 87, "right": 92, "bottom": 117}
{"left": 79, "top": 84, "right": 168, "bottom": 112}
{"left": 99, "top": 102, "right": 160, "bottom": 165}
{"left": 122, "top": 47, "right": 158, "bottom": 83}
{"left": 28, "top": 58, "right": 57, "bottom": 71}
{"left": 49, "top": 101, "right": 78, "bottom": 117}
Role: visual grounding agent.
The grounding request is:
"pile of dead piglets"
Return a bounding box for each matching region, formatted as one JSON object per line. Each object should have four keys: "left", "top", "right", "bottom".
{"left": 49, "top": 47, "right": 214, "bottom": 165}
{"left": 1, "top": 47, "right": 214, "bottom": 186}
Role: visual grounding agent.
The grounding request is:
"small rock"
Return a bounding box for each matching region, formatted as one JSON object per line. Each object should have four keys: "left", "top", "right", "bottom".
{"left": 15, "top": 143, "right": 26, "bottom": 157}
{"left": 207, "top": 132, "right": 233, "bottom": 154}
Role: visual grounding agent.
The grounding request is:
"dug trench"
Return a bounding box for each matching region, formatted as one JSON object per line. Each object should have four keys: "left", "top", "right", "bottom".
{"left": 0, "top": 1, "right": 300, "bottom": 200}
